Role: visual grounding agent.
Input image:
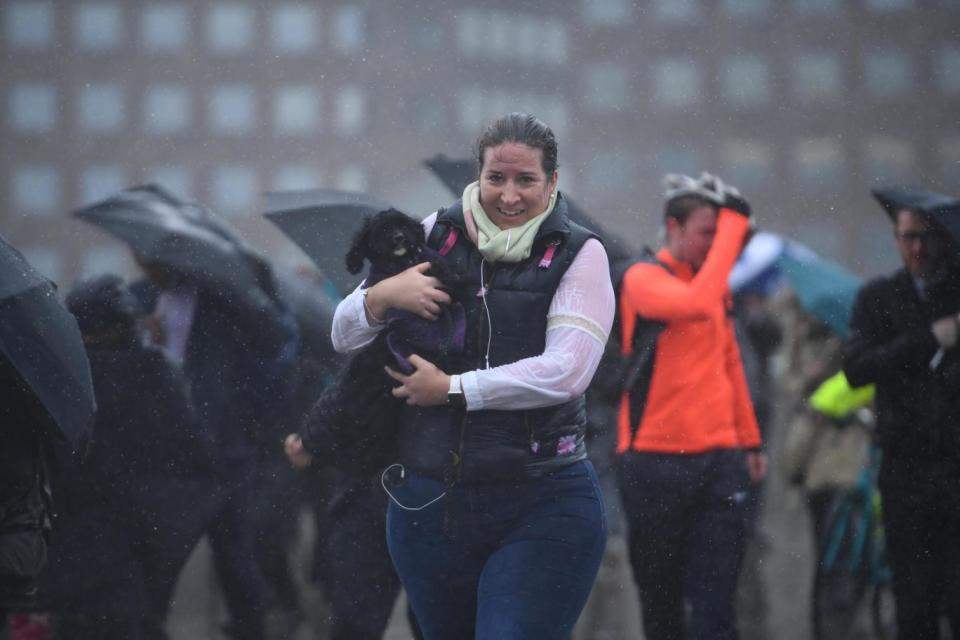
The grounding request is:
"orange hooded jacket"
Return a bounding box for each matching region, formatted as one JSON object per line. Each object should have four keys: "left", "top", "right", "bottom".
{"left": 616, "top": 209, "right": 761, "bottom": 454}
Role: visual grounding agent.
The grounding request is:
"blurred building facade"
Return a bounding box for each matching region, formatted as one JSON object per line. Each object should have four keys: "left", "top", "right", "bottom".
{"left": 2, "top": 0, "right": 959, "bottom": 285}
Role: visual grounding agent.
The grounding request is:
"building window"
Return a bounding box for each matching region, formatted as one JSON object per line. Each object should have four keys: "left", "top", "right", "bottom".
{"left": 411, "top": 97, "right": 446, "bottom": 135}
{"left": 21, "top": 248, "right": 60, "bottom": 283}
{"left": 81, "top": 246, "right": 129, "bottom": 278}
{"left": 539, "top": 101, "right": 569, "bottom": 140}
{"left": 407, "top": 17, "right": 443, "bottom": 52}
{"left": 793, "top": 52, "right": 841, "bottom": 102}
{"left": 543, "top": 21, "right": 568, "bottom": 64}
{"left": 865, "top": 0, "right": 912, "bottom": 10}
{"left": 652, "top": 0, "right": 701, "bottom": 24}
{"left": 936, "top": 45, "right": 960, "bottom": 94}
{"left": 143, "top": 85, "right": 191, "bottom": 134}
{"left": 456, "top": 12, "right": 482, "bottom": 56}
{"left": 793, "top": 138, "right": 844, "bottom": 188}
{"left": 722, "top": 55, "right": 770, "bottom": 107}
{"left": 791, "top": 0, "right": 840, "bottom": 14}
{"left": 653, "top": 59, "right": 702, "bottom": 108}
{"left": 207, "top": 3, "right": 254, "bottom": 54}
{"left": 142, "top": 3, "right": 188, "bottom": 53}
{"left": 78, "top": 83, "right": 125, "bottom": 133}
{"left": 722, "top": 140, "right": 773, "bottom": 192}
{"left": 583, "top": 63, "right": 629, "bottom": 111}
{"left": 274, "top": 86, "right": 320, "bottom": 135}
{"left": 272, "top": 165, "right": 323, "bottom": 190}
{"left": 585, "top": 150, "right": 637, "bottom": 192}
{"left": 864, "top": 137, "right": 914, "bottom": 182}
{"left": 719, "top": 0, "right": 770, "bottom": 17}
{"left": 12, "top": 165, "right": 59, "bottom": 214}
{"left": 652, "top": 145, "right": 702, "bottom": 178}
{"left": 80, "top": 166, "right": 127, "bottom": 204}
{"left": 335, "top": 165, "right": 367, "bottom": 192}
{"left": 6, "top": 1, "right": 54, "bottom": 51}
{"left": 74, "top": 2, "right": 122, "bottom": 51}
{"left": 334, "top": 86, "right": 365, "bottom": 135}
{"left": 211, "top": 166, "right": 257, "bottom": 215}
{"left": 8, "top": 83, "right": 57, "bottom": 132}
{"left": 209, "top": 85, "right": 256, "bottom": 135}
{"left": 332, "top": 5, "right": 365, "bottom": 54}
{"left": 864, "top": 48, "right": 913, "bottom": 98}
{"left": 271, "top": 4, "right": 317, "bottom": 54}
{"left": 939, "top": 135, "right": 960, "bottom": 184}
{"left": 582, "top": 0, "right": 632, "bottom": 24}
{"left": 145, "top": 165, "right": 192, "bottom": 197}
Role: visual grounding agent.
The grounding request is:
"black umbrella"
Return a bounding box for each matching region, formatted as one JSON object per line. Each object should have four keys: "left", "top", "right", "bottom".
{"left": 872, "top": 185, "right": 960, "bottom": 245}
{"left": 0, "top": 235, "right": 96, "bottom": 446}
{"left": 273, "top": 265, "right": 341, "bottom": 367}
{"left": 422, "top": 154, "right": 639, "bottom": 266}
{"left": 263, "top": 188, "right": 392, "bottom": 296}
{"left": 73, "top": 184, "right": 264, "bottom": 297}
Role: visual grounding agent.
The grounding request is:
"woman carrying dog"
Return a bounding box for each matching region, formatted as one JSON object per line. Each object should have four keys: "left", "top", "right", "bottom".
{"left": 333, "top": 113, "right": 614, "bottom": 638}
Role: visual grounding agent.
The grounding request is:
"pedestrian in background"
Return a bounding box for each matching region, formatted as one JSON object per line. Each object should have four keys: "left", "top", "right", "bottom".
{"left": 615, "top": 173, "right": 765, "bottom": 640}
{"left": 843, "top": 188, "right": 960, "bottom": 638}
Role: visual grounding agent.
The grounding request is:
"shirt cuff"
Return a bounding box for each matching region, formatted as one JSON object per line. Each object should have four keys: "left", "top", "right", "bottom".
{"left": 352, "top": 290, "right": 378, "bottom": 329}
{"left": 460, "top": 370, "right": 482, "bottom": 411}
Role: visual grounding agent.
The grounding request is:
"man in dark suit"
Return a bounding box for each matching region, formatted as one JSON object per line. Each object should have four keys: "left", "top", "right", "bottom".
{"left": 843, "top": 197, "right": 960, "bottom": 639}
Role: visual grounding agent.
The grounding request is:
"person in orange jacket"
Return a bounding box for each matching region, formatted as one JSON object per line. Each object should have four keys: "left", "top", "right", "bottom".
{"left": 615, "top": 172, "right": 767, "bottom": 640}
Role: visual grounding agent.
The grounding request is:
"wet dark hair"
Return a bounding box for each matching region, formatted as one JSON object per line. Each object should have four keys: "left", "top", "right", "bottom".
{"left": 475, "top": 113, "right": 558, "bottom": 177}
{"left": 664, "top": 194, "right": 717, "bottom": 226}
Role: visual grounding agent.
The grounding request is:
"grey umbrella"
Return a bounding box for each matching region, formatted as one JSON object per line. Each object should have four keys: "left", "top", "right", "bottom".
{"left": 263, "top": 188, "right": 392, "bottom": 297}
{"left": 0, "top": 234, "right": 96, "bottom": 446}
{"left": 272, "top": 264, "right": 341, "bottom": 367}
{"left": 73, "top": 184, "right": 264, "bottom": 297}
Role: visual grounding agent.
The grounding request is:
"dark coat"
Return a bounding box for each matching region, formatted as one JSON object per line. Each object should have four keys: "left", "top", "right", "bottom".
{"left": 402, "top": 195, "right": 597, "bottom": 483}
{"left": 38, "top": 338, "right": 219, "bottom": 614}
{"left": 0, "top": 356, "right": 53, "bottom": 608}
{"left": 84, "top": 340, "right": 218, "bottom": 534}
{"left": 133, "top": 281, "right": 301, "bottom": 467}
{"left": 843, "top": 267, "right": 960, "bottom": 474}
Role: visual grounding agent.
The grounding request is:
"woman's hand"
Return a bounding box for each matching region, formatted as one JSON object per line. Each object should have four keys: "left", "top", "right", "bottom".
{"left": 386, "top": 354, "right": 450, "bottom": 406}
{"left": 284, "top": 433, "right": 313, "bottom": 469}
{"left": 366, "top": 262, "right": 451, "bottom": 321}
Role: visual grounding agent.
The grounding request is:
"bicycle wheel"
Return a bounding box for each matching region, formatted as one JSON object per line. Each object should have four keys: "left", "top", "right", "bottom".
{"left": 869, "top": 496, "right": 896, "bottom": 640}
{"left": 813, "top": 491, "right": 872, "bottom": 640}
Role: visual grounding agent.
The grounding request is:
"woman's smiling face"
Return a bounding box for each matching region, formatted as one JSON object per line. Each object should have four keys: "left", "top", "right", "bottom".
{"left": 478, "top": 142, "right": 558, "bottom": 230}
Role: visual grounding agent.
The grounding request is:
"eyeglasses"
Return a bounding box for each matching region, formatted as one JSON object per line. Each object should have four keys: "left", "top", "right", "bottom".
{"left": 897, "top": 230, "right": 946, "bottom": 245}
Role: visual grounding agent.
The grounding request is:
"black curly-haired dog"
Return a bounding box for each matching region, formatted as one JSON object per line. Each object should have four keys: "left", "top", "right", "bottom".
{"left": 299, "top": 208, "right": 464, "bottom": 474}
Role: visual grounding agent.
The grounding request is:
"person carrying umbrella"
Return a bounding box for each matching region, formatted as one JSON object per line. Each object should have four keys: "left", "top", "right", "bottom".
{"left": 74, "top": 186, "right": 300, "bottom": 640}
{"left": 0, "top": 235, "right": 95, "bottom": 624}
{"left": 295, "top": 113, "right": 614, "bottom": 638}
{"left": 842, "top": 186, "right": 960, "bottom": 638}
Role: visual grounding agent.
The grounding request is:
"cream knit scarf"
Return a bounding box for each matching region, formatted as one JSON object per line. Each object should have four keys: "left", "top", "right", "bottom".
{"left": 462, "top": 181, "right": 557, "bottom": 263}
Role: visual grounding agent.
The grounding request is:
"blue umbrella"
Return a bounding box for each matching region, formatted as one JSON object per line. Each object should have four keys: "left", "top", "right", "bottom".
{"left": 730, "top": 232, "right": 862, "bottom": 337}
{"left": 777, "top": 251, "right": 862, "bottom": 338}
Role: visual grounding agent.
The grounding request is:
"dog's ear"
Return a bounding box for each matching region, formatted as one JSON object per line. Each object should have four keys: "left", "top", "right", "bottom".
{"left": 346, "top": 216, "right": 373, "bottom": 274}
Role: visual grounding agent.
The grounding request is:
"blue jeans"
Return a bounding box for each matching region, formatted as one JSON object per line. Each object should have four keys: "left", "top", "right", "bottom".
{"left": 386, "top": 460, "right": 607, "bottom": 640}
{"left": 617, "top": 449, "right": 750, "bottom": 640}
